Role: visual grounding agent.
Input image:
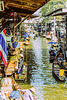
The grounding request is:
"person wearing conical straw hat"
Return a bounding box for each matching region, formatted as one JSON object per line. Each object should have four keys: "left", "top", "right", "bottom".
{"left": 18, "top": 87, "right": 36, "bottom": 100}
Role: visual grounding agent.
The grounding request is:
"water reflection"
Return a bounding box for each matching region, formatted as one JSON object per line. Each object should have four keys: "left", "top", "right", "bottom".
{"left": 23, "top": 35, "right": 67, "bottom": 100}
{"left": 26, "top": 36, "right": 57, "bottom": 85}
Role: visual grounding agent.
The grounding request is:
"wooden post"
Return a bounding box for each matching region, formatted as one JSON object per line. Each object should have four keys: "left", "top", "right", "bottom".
{"left": 65, "top": 15, "right": 67, "bottom": 62}
{"left": 54, "top": 16, "right": 55, "bottom": 40}
{"left": 66, "top": 15, "right": 67, "bottom": 50}
{"left": 14, "top": 12, "right": 16, "bottom": 37}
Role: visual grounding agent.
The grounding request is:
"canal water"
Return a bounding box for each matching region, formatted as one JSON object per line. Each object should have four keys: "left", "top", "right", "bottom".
{"left": 20, "top": 34, "right": 67, "bottom": 100}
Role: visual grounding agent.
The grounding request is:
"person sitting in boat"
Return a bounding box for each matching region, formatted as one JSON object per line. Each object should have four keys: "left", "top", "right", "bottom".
{"left": 18, "top": 54, "right": 24, "bottom": 74}
{"left": 49, "top": 46, "right": 55, "bottom": 54}
{"left": 55, "top": 47, "right": 64, "bottom": 62}
{"left": 58, "top": 44, "right": 63, "bottom": 53}
{"left": 18, "top": 87, "right": 36, "bottom": 100}
{"left": 49, "top": 50, "right": 56, "bottom": 63}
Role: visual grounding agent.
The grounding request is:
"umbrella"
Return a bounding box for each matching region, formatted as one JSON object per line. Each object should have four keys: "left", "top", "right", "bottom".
{"left": 48, "top": 41, "right": 57, "bottom": 44}
{"left": 12, "top": 42, "right": 20, "bottom": 48}
{"left": 23, "top": 34, "right": 29, "bottom": 38}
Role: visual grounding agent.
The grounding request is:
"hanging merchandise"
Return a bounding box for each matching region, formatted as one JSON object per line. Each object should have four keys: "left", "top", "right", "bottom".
{"left": 0, "top": 1, "right": 4, "bottom": 11}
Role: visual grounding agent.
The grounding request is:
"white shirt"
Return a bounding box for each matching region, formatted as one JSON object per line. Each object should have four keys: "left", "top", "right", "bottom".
{"left": 20, "top": 89, "right": 34, "bottom": 100}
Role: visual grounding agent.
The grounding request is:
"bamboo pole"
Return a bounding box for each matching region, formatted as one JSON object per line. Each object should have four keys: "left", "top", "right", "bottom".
{"left": 14, "top": 14, "right": 29, "bottom": 29}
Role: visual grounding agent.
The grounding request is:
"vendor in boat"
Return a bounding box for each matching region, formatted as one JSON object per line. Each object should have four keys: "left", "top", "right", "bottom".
{"left": 49, "top": 46, "right": 55, "bottom": 54}
{"left": 49, "top": 50, "right": 56, "bottom": 63}
{"left": 17, "top": 54, "right": 24, "bottom": 74}
{"left": 58, "top": 43, "right": 63, "bottom": 53}
{"left": 18, "top": 87, "right": 36, "bottom": 100}
{"left": 55, "top": 46, "right": 64, "bottom": 62}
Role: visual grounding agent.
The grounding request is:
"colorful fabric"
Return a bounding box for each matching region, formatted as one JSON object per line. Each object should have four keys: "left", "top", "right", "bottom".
{"left": 9, "top": 91, "right": 20, "bottom": 99}
{"left": 0, "top": 29, "right": 7, "bottom": 66}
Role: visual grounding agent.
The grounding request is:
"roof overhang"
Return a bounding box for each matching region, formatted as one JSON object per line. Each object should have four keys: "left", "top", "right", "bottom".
{"left": 43, "top": 8, "right": 62, "bottom": 17}
{"left": 43, "top": 8, "right": 67, "bottom": 17}
{"left": 0, "top": 0, "right": 50, "bottom": 18}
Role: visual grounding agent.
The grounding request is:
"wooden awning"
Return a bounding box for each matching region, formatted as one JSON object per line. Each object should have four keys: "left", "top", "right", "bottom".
{"left": 0, "top": 0, "right": 50, "bottom": 18}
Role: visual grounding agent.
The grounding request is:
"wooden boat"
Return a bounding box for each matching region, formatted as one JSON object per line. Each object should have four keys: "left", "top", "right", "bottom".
{"left": 23, "top": 40, "right": 30, "bottom": 45}
{"left": 18, "top": 42, "right": 24, "bottom": 48}
{"left": 63, "top": 61, "right": 67, "bottom": 69}
{"left": 0, "top": 77, "right": 36, "bottom": 100}
{"left": 42, "top": 34, "right": 46, "bottom": 38}
{"left": 46, "top": 35, "right": 51, "bottom": 40}
{"left": 4, "top": 59, "right": 27, "bottom": 82}
{"left": 52, "top": 61, "right": 65, "bottom": 82}
{"left": 52, "top": 43, "right": 57, "bottom": 47}
{"left": 15, "top": 62, "right": 27, "bottom": 82}
{"left": 0, "top": 77, "right": 24, "bottom": 100}
{"left": 0, "top": 64, "right": 5, "bottom": 79}
{"left": 41, "top": 34, "right": 46, "bottom": 38}
{"left": 26, "top": 37, "right": 30, "bottom": 41}
{"left": 57, "top": 60, "right": 67, "bottom": 73}
{"left": 9, "top": 48, "right": 16, "bottom": 56}
{"left": 55, "top": 52, "right": 64, "bottom": 62}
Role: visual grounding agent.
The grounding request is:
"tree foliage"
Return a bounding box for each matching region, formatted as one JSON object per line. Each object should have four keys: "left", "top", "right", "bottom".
{"left": 41, "top": 0, "right": 67, "bottom": 23}
{"left": 41, "top": 0, "right": 66, "bottom": 16}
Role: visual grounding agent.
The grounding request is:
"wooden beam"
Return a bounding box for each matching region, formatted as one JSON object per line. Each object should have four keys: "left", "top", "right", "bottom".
{"left": 3, "top": 0, "right": 41, "bottom": 5}
{"left": 14, "top": 14, "right": 29, "bottom": 29}
{"left": 14, "top": 14, "right": 29, "bottom": 36}
{"left": 8, "top": 6, "right": 34, "bottom": 14}
{"left": 6, "top": 3, "right": 38, "bottom": 11}
{"left": 3, "top": 0, "right": 50, "bottom": 10}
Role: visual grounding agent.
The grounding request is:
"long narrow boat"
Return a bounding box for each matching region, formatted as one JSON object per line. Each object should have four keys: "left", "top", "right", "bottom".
{"left": 46, "top": 35, "right": 51, "bottom": 40}
{"left": 0, "top": 77, "right": 36, "bottom": 100}
{"left": 9, "top": 48, "right": 16, "bottom": 56}
{"left": 1, "top": 77, "right": 23, "bottom": 100}
{"left": 41, "top": 34, "right": 46, "bottom": 38}
{"left": 26, "top": 37, "right": 30, "bottom": 41}
{"left": 12, "top": 79, "right": 36, "bottom": 100}
{"left": 42, "top": 34, "right": 46, "bottom": 38}
{"left": 52, "top": 43, "right": 57, "bottom": 47}
{"left": 52, "top": 61, "right": 65, "bottom": 82}
{"left": 15, "top": 62, "right": 27, "bottom": 82}
{"left": 57, "top": 60, "right": 67, "bottom": 77}
{"left": 23, "top": 40, "right": 30, "bottom": 45}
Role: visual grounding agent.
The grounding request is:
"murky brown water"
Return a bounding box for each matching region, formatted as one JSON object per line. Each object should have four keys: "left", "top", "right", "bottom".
{"left": 20, "top": 34, "right": 67, "bottom": 100}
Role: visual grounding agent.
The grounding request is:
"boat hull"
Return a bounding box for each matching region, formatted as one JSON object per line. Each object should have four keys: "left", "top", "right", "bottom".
{"left": 52, "top": 62, "right": 65, "bottom": 82}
